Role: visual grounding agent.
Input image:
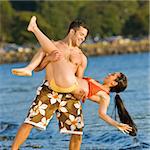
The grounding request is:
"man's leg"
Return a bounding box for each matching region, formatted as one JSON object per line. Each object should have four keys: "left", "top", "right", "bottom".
{"left": 57, "top": 94, "right": 84, "bottom": 150}
{"left": 69, "top": 134, "right": 82, "bottom": 150}
{"left": 11, "top": 123, "right": 33, "bottom": 150}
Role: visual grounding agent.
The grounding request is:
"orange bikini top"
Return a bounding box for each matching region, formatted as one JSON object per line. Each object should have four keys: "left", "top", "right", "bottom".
{"left": 83, "top": 77, "right": 110, "bottom": 102}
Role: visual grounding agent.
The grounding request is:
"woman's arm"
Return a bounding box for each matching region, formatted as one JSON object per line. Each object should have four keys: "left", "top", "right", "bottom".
{"left": 89, "top": 95, "right": 132, "bottom": 134}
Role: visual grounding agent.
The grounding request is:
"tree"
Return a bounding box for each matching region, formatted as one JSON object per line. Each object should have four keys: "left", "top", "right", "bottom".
{"left": 36, "top": 1, "right": 86, "bottom": 40}
{"left": 122, "top": 1, "right": 149, "bottom": 37}
{"left": 0, "top": 0, "right": 14, "bottom": 42}
{"left": 78, "top": 1, "right": 124, "bottom": 39}
{"left": 10, "top": 0, "right": 37, "bottom": 11}
{"left": 10, "top": 11, "right": 52, "bottom": 44}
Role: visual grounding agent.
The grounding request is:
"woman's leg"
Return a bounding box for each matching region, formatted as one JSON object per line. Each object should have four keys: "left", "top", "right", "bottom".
{"left": 27, "top": 16, "right": 77, "bottom": 91}
{"left": 12, "top": 48, "right": 45, "bottom": 76}
{"left": 27, "top": 16, "right": 58, "bottom": 54}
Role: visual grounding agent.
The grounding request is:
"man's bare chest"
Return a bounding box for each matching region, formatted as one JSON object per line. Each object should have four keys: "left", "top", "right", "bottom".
{"left": 60, "top": 48, "right": 82, "bottom": 67}
{"left": 54, "top": 42, "right": 82, "bottom": 67}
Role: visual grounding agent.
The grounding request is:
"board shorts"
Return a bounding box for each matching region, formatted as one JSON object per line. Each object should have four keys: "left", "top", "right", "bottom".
{"left": 24, "top": 80, "right": 84, "bottom": 135}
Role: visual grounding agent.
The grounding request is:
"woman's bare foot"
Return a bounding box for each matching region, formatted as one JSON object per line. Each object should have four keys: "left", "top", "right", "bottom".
{"left": 27, "top": 16, "right": 37, "bottom": 32}
{"left": 11, "top": 68, "right": 32, "bottom": 76}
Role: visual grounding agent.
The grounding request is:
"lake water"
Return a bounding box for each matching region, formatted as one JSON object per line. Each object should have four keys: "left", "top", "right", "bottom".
{"left": 0, "top": 52, "right": 150, "bottom": 149}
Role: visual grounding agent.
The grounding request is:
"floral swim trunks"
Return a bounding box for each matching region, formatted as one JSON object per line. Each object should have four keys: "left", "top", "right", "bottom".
{"left": 24, "top": 80, "right": 84, "bottom": 135}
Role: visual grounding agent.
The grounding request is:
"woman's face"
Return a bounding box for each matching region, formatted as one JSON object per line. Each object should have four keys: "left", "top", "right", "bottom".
{"left": 103, "top": 72, "right": 121, "bottom": 85}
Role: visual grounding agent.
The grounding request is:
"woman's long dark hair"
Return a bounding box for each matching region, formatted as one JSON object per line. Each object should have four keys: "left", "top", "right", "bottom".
{"left": 110, "top": 73, "right": 137, "bottom": 136}
{"left": 115, "top": 94, "right": 137, "bottom": 136}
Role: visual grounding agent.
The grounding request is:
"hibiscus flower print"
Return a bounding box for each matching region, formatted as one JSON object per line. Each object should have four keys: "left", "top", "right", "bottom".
{"left": 37, "top": 117, "right": 50, "bottom": 128}
{"left": 74, "top": 102, "right": 81, "bottom": 115}
{"left": 58, "top": 101, "right": 68, "bottom": 113}
{"left": 44, "top": 81, "right": 49, "bottom": 86}
{"left": 29, "top": 101, "right": 48, "bottom": 117}
{"left": 47, "top": 91, "right": 63, "bottom": 104}
{"left": 36, "top": 86, "right": 43, "bottom": 95}
{"left": 65, "top": 115, "right": 83, "bottom": 131}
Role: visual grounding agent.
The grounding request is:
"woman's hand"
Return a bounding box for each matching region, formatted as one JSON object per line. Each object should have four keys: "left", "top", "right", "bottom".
{"left": 117, "top": 123, "right": 132, "bottom": 134}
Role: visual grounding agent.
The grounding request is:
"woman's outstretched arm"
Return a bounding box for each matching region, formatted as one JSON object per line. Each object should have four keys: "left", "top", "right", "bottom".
{"left": 89, "top": 95, "right": 132, "bottom": 134}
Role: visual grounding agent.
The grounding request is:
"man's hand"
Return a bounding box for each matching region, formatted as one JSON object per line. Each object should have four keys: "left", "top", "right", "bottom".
{"left": 72, "top": 89, "right": 87, "bottom": 100}
{"left": 48, "top": 50, "right": 63, "bottom": 62}
{"left": 34, "top": 50, "right": 63, "bottom": 72}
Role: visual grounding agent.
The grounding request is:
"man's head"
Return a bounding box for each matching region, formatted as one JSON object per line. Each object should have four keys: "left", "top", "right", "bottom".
{"left": 103, "top": 72, "right": 127, "bottom": 93}
{"left": 67, "top": 20, "right": 89, "bottom": 47}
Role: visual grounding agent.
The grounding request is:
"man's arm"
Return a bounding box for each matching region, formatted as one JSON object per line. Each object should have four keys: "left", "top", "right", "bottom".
{"left": 34, "top": 50, "right": 62, "bottom": 72}
{"left": 72, "top": 53, "right": 87, "bottom": 99}
{"left": 75, "top": 54, "right": 87, "bottom": 78}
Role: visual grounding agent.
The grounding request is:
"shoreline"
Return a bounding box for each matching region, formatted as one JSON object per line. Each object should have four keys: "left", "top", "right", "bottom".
{"left": 0, "top": 39, "right": 149, "bottom": 64}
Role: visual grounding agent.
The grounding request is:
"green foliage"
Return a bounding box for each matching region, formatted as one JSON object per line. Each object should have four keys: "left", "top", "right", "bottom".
{"left": 122, "top": 1, "right": 149, "bottom": 37}
{"left": 10, "top": 1, "right": 37, "bottom": 11}
{"left": 78, "top": 1, "right": 123, "bottom": 39}
{"left": 36, "top": 1, "right": 87, "bottom": 40}
{"left": 0, "top": 0, "right": 149, "bottom": 44}
{"left": 0, "top": 0, "right": 14, "bottom": 42}
{"left": 10, "top": 11, "right": 52, "bottom": 44}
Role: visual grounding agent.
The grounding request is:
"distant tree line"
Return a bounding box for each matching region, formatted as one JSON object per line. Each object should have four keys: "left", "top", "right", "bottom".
{"left": 0, "top": 0, "right": 149, "bottom": 44}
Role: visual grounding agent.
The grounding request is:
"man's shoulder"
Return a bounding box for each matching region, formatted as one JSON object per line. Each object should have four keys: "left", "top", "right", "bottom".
{"left": 76, "top": 47, "right": 82, "bottom": 52}
{"left": 76, "top": 47, "right": 86, "bottom": 57}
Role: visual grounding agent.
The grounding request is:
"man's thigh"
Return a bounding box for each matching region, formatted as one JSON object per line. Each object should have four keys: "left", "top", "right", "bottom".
{"left": 56, "top": 95, "right": 84, "bottom": 135}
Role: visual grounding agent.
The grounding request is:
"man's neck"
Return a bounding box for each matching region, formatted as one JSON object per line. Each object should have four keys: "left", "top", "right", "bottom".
{"left": 62, "top": 36, "right": 75, "bottom": 48}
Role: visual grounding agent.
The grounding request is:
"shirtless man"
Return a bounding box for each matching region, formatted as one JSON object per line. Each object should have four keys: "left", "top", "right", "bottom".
{"left": 11, "top": 17, "right": 88, "bottom": 150}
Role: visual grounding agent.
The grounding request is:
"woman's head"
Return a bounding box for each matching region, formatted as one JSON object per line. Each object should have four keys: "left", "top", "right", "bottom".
{"left": 105, "top": 73, "right": 138, "bottom": 136}
{"left": 103, "top": 72, "right": 127, "bottom": 93}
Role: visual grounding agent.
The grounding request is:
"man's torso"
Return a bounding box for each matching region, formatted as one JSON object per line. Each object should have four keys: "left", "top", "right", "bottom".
{"left": 45, "top": 40, "right": 85, "bottom": 82}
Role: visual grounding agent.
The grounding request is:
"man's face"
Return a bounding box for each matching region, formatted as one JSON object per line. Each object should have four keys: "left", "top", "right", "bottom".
{"left": 72, "top": 26, "right": 88, "bottom": 47}
{"left": 103, "top": 72, "right": 121, "bottom": 86}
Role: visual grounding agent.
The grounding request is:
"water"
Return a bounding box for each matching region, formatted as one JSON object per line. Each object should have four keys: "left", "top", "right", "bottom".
{"left": 0, "top": 52, "right": 150, "bottom": 149}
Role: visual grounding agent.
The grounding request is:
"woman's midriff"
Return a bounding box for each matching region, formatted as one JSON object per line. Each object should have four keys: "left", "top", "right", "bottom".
{"left": 51, "top": 59, "right": 77, "bottom": 88}
{"left": 76, "top": 78, "right": 89, "bottom": 97}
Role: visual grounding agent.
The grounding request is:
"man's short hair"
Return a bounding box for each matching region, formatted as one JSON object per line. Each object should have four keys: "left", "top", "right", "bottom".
{"left": 67, "top": 19, "right": 89, "bottom": 35}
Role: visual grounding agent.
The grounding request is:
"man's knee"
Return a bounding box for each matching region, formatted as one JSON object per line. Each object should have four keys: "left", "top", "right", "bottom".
{"left": 21, "top": 123, "right": 33, "bottom": 130}
{"left": 71, "top": 134, "right": 82, "bottom": 142}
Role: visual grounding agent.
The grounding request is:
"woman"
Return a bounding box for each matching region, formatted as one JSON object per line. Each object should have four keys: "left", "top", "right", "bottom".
{"left": 77, "top": 72, "right": 137, "bottom": 136}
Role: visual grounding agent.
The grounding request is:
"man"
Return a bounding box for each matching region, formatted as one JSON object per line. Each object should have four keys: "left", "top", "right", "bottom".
{"left": 11, "top": 17, "right": 89, "bottom": 150}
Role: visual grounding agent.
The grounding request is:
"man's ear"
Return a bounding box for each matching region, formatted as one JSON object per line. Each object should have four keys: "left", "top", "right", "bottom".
{"left": 70, "top": 29, "right": 75, "bottom": 35}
